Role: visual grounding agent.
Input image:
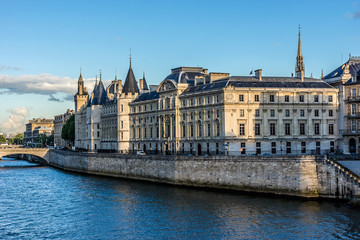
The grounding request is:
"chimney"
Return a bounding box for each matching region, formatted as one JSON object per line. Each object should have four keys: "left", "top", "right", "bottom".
{"left": 255, "top": 69, "right": 262, "bottom": 81}
{"left": 139, "top": 78, "right": 144, "bottom": 90}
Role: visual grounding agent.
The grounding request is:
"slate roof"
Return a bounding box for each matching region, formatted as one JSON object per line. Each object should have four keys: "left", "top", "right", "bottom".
{"left": 91, "top": 80, "right": 107, "bottom": 106}
{"left": 323, "top": 58, "right": 360, "bottom": 80}
{"left": 164, "top": 67, "right": 206, "bottom": 84}
{"left": 181, "top": 77, "right": 334, "bottom": 95}
{"left": 132, "top": 91, "right": 159, "bottom": 103}
{"left": 123, "top": 65, "right": 139, "bottom": 94}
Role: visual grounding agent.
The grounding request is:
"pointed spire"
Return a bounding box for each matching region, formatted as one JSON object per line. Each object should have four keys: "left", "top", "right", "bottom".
{"left": 129, "top": 48, "right": 132, "bottom": 67}
{"left": 140, "top": 71, "right": 149, "bottom": 91}
{"left": 99, "top": 69, "right": 102, "bottom": 82}
{"left": 122, "top": 58, "right": 139, "bottom": 94}
{"left": 321, "top": 69, "right": 324, "bottom": 79}
{"left": 295, "top": 25, "right": 305, "bottom": 80}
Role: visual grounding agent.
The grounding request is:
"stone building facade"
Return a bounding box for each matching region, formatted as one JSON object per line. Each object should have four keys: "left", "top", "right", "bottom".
{"left": 74, "top": 62, "right": 144, "bottom": 152}
{"left": 53, "top": 109, "right": 75, "bottom": 148}
{"left": 128, "top": 31, "right": 339, "bottom": 155}
{"left": 73, "top": 31, "right": 340, "bottom": 156}
{"left": 323, "top": 56, "right": 360, "bottom": 154}
{"left": 24, "top": 118, "right": 54, "bottom": 144}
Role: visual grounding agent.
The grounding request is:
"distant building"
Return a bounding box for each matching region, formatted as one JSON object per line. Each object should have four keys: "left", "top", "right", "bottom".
{"left": 24, "top": 118, "right": 54, "bottom": 144}
{"left": 323, "top": 56, "right": 360, "bottom": 153}
{"left": 53, "top": 109, "right": 75, "bottom": 147}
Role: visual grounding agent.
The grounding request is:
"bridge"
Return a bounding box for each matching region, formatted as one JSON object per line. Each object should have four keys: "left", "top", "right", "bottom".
{"left": 0, "top": 148, "right": 50, "bottom": 164}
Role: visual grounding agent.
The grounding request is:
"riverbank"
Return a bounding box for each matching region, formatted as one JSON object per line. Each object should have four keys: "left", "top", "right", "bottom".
{"left": 48, "top": 150, "right": 360, "bottom": 200}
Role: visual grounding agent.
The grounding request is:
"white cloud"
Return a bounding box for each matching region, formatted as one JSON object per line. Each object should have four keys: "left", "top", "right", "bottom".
{"left": 0, "top": 65, "right": 23, "bottom": 72}
{"left": 1, "top": 106, "right": 30, "bottom": 134}
{"left": 0, "top": 73, "right": 103, "bottom": 102}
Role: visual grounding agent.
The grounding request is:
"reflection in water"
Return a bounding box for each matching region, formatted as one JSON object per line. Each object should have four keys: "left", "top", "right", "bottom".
{"left": 1, "top": 157, "right": 360, "bottom": 239}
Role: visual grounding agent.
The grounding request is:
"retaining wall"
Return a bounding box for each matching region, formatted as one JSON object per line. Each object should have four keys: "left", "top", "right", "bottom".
{"left": 48, "top": 150, "right": 360, "bottom": 199}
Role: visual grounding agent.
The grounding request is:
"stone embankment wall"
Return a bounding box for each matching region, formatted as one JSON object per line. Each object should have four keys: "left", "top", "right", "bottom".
{"left": 48, "top": 150, "right": 360, "bottom": 199}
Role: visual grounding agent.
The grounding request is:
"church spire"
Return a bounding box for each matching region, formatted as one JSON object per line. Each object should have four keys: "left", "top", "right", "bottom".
{"left": 295, "top": 25, "right": 305, "bottom": 81}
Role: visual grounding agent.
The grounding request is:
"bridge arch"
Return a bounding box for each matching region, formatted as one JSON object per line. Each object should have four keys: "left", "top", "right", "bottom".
{"left": 0, "top": 148, "right": 50, "bottom": 164}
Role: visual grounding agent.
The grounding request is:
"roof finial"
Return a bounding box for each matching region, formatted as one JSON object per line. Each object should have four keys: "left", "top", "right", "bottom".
{"left": 115, "top": 68, "right": 117, "bottom": 81}
{"left": 95, "top": 75, "right": 98, "bottom": 85}
{"left": 80, "top": 67, "right": 82, "bottom": 75}
{"left": 129, "top": 48, "right": 132, "bottom": 67}
{"left": 321, "top": 69, "right": 324, "bottom": 79}
{"left": 99, "top": 69, "right": 102, "bottom": 81}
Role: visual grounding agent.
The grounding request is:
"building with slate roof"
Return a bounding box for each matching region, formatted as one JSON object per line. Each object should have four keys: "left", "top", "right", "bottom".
{"left": 128, "top": 31, "right": 339, "bottom": 156}
{"left": 74, "top": 60, "right": 143, "bottom": 152}
{"left": 323, "top": 56, "right": 360, "bottom": 154}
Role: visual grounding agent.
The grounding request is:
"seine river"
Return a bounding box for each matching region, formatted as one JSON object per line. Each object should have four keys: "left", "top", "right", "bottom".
{"left": 1, "top": 157, "right": 360, "bottom": 239}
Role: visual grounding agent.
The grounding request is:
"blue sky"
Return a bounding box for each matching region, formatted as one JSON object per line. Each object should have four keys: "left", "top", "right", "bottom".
{"left": 0, "top": 0, "right": 359, "bottom": 134}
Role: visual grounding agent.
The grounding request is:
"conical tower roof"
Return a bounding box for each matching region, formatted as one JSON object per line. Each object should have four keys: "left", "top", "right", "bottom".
{"left": 142, "top": 72, "right": 149, "bottom": 91}
{"left": 122, "top": 63, "right": 139, "bottom": 94}
{"left": 91, "top": 80, "right": 107, "bottom": 105}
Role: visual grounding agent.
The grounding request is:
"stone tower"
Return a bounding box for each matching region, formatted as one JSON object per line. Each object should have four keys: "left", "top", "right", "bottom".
{"left": 74, "top": 72, "right": 89, "bottom": 112}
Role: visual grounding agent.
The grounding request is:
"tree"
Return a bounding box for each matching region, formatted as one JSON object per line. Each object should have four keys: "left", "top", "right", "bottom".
{"left": 0, "top": 134, "right": 6, "bottom": 143}
{"left": 9, "top": 133, "right": 24, "bottom": 145}
{"left": 61, "top": 115, "right": 75, "bottom": 144}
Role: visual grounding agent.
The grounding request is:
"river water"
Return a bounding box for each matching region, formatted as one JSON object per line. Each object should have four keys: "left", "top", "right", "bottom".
{"left": 1, "top": 157, "right": 360, "bottom": 240}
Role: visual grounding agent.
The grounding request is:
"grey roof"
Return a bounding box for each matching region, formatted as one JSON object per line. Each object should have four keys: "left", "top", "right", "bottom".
{"left": 324, "top": 58, "right": 360, "bottom": 79}
{"left": 132, "top": 91, "right": 159, "bottom": 103}
{"left": 122, "top": 65, "right": 139, "bottom": 94}
{"left": 91, "top": 80, "right": 107, "bottom": 106}
{"left": 164, "top": 67, "right": 206, "bottom": 84}
{"left": 181, "top": 77, "right": 334, "bottom": 95}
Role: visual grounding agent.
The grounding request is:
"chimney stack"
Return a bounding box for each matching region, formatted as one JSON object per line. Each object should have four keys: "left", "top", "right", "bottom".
{"left": 255, "top": 69, "right": 262, "bottom": 81}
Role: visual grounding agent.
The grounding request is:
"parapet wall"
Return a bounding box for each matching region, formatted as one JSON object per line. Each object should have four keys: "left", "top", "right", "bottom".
{"left": 48, "top": 150, "right": 360, "bottom": 199}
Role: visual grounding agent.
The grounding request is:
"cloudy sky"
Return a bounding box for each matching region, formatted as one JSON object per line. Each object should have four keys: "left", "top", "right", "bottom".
{"left": 0, "top": 0, "right": 359, "bottom": 134}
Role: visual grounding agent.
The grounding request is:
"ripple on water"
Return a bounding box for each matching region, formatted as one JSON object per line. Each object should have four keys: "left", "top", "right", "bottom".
{"left": 1, "top": 159, "right": 360, "bottom": 239}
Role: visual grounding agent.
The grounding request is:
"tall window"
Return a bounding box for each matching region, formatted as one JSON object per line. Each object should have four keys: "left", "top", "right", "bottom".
{"left": 198, "top": 123, "right": 202, "bottom": 137}
{"left": 270, "top": 123, "right": 276, "bottom": 135}
{"left": 352, "top": 120, "right": 356, "bottom": 131}
{"left": 352, "top": 104, "right": 356, "bottom": 115}
{"left": 300, "top": 123, "right": 305, "bottom": 135}
{"left": 330, "top": 141, "right": 335, "bottom": 153}
{"left": 329, "top": 124, "right": 334, "bottom": 135}
{"left": 299, "top": 95, "right": 304, "bottom": 102}
{"left": 239, "top": 124, "right": 245, "bottom": 136}
{"left": 239, "top": 95, "right": 244, "bottom": 102}
{"left": 271, "top": 142, "right": 276, "bottom": 154}
{"left": 328, "top": 95, "right": 333, "bottom": 102}
{"left": 207, "top": 124, "right": 211, "bottom": 137}
{"left": 286, "top": 142, "right": 291, "bottom": 154}
{"left": 285, "top": 110, "right": 290, "bottom": 117}
{"left": 352, "top": 89, "right": 356, "bottom": 99}
{"left": 285, "top": 123, "right": 291, "bottom": 135}
{"left": 301, "top": 142, "right": 306, "bottom": 153}
{"left": 270, "top": 110, "right": 275, "bottom": 117}
{"left": 190, "top": 124, "right": 194, "bottom": 137}
{"left": 254, "top": 95, "right": 259, "bottom": 102}
{"left": 300, "top": 110, "right": 305, "bottom": 117}
{"left": 270, "top": 95, "right": 275, "bottom": 102}
{"left": 314, "top": 110, "right": 319, "bottom": 117}
{"left": 240, "top": 110, "right": 245, "bottom": 117}
{"left": 216, "top": 123, "right": 220, "bottom": 136}
{"left": 240, "top": 142, "right": 246, "bottom": 155}
{"left": 316, "top": 141, "right": 321, "bottom": 154}
{"left": 255, "top": 110, "right": 260, "bottom": 117}
{"left": 285, "top": 95, "right": 290, "bottom": 102}
{"left": 329, "top": 110, "right": 333, "bottom": 117}
{"left": 182, "top": 125, "right": 186, "bottom": 137}
{"left": 314, "top": 123, "right": 320, "bottom": 135}
{"left": 256, "top": 142, "right": 261, "bottom": 154}
{"left": 314, "top": 95, "right": 319, "bottom": 102}
{"left": 255, "top": 123, "right": 261, "bottom": 135}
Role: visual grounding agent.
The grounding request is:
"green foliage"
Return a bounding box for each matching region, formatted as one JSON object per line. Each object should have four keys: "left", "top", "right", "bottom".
{"left": 36, "top": 133, "right": 53, "bottom": 147}
{"left": 0, "top": 134, "right": 6, "bottom": 143}
{"left": 9, "top": 133, "right": 24, "bottom": 145}
{"left": 61, "top": 115, "right": 75, "bottom": 143}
